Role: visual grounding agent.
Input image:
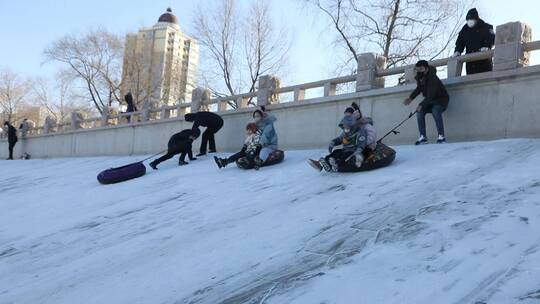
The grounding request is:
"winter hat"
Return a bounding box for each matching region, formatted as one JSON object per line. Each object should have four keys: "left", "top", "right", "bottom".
{"left": 252, "top": 109, "right": 264, "bottom": 118}
{"left": 246, "top": 122, "right": 258, "bottom": 133}
{"left": 184, "top": 113, "right": 196, "bottom": 122}
{"left": 415, "top": 60, "right": 429, "bottom": 69}
{"left": 340, "top": 115, "right": 356, "bottom": 129}
{"left": 344, "top": 107, "right": 355, "bottom": 114}
{"left": 466, "top": 8, "right": 479, "bottom": 20}
{"left": 3, "top": 121, "right": 8, "bottom": 126}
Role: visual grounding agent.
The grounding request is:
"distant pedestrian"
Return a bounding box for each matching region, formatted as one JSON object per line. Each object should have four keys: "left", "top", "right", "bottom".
{"left": 452, "top": 8, "right": 495, "bottom": 75}
{"left": 403, "top": 60, "right": 449, "bottom": 145}
{"left": 4, "top": 121, "right": 17, "bottom": 160}
{"left": 185, "top": 111, "right": 224, "bottom": 156}
{"left": 19, "top": 118, "right": 30, "bottom": 138}
{"left": 124, "top": 92, "right": 137, "bottom": 123}
{"left": 149, "top": 128, "right": 200, "bottom": 170}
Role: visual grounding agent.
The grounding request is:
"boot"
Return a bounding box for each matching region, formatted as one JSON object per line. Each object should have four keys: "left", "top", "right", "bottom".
{"left": 308, "top": 159, "right": 323, "bottom": 171}
{"left": 214, "top": 156, "right": 228, "bottom": 169}
{"left": 149, "top": 161, "right": 158, "bottom": 170}
{"left": 179, "top": 160, "right": 188, "bottom": 166}
{"left": 196, "top": 152, "right": 206, "bottom": 157}
{"left": 254, "top": 157, "right": 264, "bottom": 170}
{"left": 328, "top": 157, "right": 339, "bottom": 172}
{"left": 319, "top": 158, "right": 332, "bottom": 172}
{"left": 415, "top": 135, "right": 428, "bottom": 145}
{"left": 437, "top": 135, "right": 446, "bottom": 144}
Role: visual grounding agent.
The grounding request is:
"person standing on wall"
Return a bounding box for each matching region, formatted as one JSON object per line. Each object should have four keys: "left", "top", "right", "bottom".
{"left": 19, "top": 118, "right": 30, "bottom": 159}
{"left": 452, "top": 8, "right": 495, "bottom": 75}
{"left": 403, "top": 60, "right": 450, "bottom": 145}
{"left": 124, "top": 92, "right": 137, "bottom": 123}
{"left": 184, "top": 111, "right": 224, "bottom": 157}
{"left": 4, "top": 121, "right": 18, "bottom": 160}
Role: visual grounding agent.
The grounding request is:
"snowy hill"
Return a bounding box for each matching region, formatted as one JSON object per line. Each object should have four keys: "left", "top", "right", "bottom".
{"left": 1, "top": 139, "right": 540, "bottom": 304}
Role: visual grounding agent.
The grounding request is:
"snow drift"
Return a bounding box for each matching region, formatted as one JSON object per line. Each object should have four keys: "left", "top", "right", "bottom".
{"left": 1, "top": 139, "right": 540, "bottom": 304}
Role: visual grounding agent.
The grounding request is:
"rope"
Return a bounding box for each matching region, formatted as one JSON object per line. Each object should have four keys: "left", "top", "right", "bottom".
{"left": 377, "top": 110, "right": 418, "bottom": 143}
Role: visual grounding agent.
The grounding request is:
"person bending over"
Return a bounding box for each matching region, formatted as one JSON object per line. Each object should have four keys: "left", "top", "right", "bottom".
{"left": 149, "top": 128, "right": 200, "bottom": 170}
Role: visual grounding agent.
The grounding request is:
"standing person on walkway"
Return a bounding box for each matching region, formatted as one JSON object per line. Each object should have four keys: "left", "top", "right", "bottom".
{"left": 4, "top": 121, "right": 17, "bottom": 160}
{"left": 19, "top": 118, "right": 30, "bottom": 159}
{"left": 149, "top": 128, "right": 200, "bottom": 170}
{"left": 184, "top": 111, "right": 224, "bottom": 156}
{"left": 452, "top": 8, "right": 495, "bottom": 75}
{"left": 403, "top": 60, "right": 450, "bottom": 145}
{"left": 124, "top": 92, "right": 137, "bottom": 123}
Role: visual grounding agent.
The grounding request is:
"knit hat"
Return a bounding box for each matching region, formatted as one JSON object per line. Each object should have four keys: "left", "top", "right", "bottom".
{"left": 415, "top": 60, "right": 429, "bottom": 68}
{"left": 344, "top": 107, "right": 355, "bottom": 114}
{"left": 340, "top": 115, "right": 356, "bottom": 128}
{"left": 466, "top": 8, "right": 479, "bottom": 20}
{"left": 246, "top": 122, "right": 258, "bottom": 133}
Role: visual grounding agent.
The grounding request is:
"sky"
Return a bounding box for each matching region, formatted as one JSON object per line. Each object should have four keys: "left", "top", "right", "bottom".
{"left": 0, "top": 0, "right": 538, "bottom": 88}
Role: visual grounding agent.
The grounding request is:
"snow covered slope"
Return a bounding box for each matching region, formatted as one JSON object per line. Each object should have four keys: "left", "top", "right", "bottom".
{"left": 1, "top": 139, "right": 540, "bottom": 304}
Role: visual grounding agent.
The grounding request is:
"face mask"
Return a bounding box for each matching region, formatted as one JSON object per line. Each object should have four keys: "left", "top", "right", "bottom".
{"left": 467, "top": 20, "right": 476, "bottom": 28}
{"left": 343, "top": 128, "right": 351, "bottom": 133}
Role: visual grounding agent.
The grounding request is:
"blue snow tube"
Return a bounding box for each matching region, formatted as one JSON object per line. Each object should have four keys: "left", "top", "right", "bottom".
{"left": 97, "top": 161, "right": 146, "bottom": 184}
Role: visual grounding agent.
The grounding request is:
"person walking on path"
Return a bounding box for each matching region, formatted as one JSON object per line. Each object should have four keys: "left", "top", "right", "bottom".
{"left": 4, "top": 121, "right": 18, "bottom": 160}
{"left": 124, "top": 92, "right": 138, "bottom": 123}
{"left": 403, "top": 60, "right": 450, "bottom": 145}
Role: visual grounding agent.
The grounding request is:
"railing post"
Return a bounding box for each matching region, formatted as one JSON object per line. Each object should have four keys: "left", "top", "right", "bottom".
{"left": 447, "top": 59, "right": 464, "bottom": 78}
{"left": 101, "top": 106, "right": 110, "bottom": 127}
{"left": 493, "top": 21, "right": 532, "bottom": 71}
{"left": 191, "top": 87, "right": 210, "bottom": 113}
{"left": 257, "top": 75, "right": 281, "bottom": 106}
{"left": 356, "top": 53, "right": 386, "bottom": 91}
{"left": 324, "top": 82, "right": 337, "bottom": 97}
{"left": 218, "top": 99, "right": 228, "bottom": 112}
{"left": 140, "top": 101, "right": 151, "bottom": 121}
{"left": 71, "top": 111, "right": 83, "bottom": 130}
{"left": 236, "top": 96, "right": 249, "bottom": 108}
{"left": 294, "top": 88, "right": 305, "bottom": 101}
{"left": 161, "top": 107, "right": 170, "bottom": 119}
{"left": 404, "top": 67, "right": 416, "bottom": 84}
{"left": 43, "top": 116, "right": 56, "bottom": 134}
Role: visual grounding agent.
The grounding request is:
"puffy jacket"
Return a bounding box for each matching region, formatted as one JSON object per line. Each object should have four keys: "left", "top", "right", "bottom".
{"left": 410, "top": 66, "right": 449, "bottom": 108}
{"left": 185, "top": 112, "right": 224, "bottom": 130}
{"left": 167, "top": 129, "right": 199, "bottom": 153}
{"left": 257, "top": 113, "right": 278, "bottom": 147}
{"left": 331, "top": 117, "right": 368, "bottom": 154}
{"left": 455, "top": 17, "right": 495, "bottom": 54}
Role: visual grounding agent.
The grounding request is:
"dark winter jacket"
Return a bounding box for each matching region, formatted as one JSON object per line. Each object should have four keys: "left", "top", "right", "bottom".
{"left": 167, "top": 129, "right": 199, "bottom": 153}
{"left": 410, "top": 66, "right": 450, "bottom": 108}
{"left": 455, "top": 16, "right": 495, "bottom": 54}
{"left": 6, "top": 125, "right": 17, "bottom": 143}
{"left": 256, "top": 113, "right": 278, "bottom": 147}
{"left": 124, "top": 93, "right": 137, "bottom": 112}
{"left": 185, "top": 112, "right": 224, "bottom": 130}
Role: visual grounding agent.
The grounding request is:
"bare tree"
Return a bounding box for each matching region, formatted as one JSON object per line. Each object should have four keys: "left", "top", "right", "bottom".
{"left": 194, "top": 0, "right": 291, "bottom": 107}
{"left": 307, "top": 0, "right": 475, "bottom": 73}
{"left": 32, "top": 76, "right": 80, "bottom": 123}
{"left": 43, "top": 28, "right": 124, "bottom": 114}
{"left": 0, "top": 68, "right": 31, "bottom": 122}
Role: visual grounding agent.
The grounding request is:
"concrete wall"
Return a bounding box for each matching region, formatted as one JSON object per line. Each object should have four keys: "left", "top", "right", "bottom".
{"left": 3, "top": 66, "right": 540, "bottom": 159}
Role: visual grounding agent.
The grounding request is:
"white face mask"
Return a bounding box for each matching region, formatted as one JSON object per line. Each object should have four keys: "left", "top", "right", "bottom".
{"left": 343, "top": 128, "right": 351, "bottom": 134}
{"left": 467, "top": 20, "right": 476, "bottom": 28}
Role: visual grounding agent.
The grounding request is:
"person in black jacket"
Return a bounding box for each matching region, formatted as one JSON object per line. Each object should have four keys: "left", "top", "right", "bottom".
{"left": 124, "top": 92, "right": 137, "bottom": 123}
{"left": 4, "top": 121, "right": 18, "bottom": 160}
{"left": 185, "top": 111, "right": 224, "bottom": 156}
{"left": 149, "top": 128, "right": 200, "bottom": 170}
{"left": 452, "top": 8, "right": 495, "bottom": 75}
{"left": 404, "top": 60, "right": 450, "bottom": 145}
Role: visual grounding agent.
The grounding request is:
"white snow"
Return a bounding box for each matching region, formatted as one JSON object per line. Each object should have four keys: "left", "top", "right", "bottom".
{"left": 1, "top": 139, "right": 540, "bottom": 304}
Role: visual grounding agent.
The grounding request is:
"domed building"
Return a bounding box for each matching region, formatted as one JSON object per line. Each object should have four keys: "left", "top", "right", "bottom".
{"left": 121, "top": 8, "right": 199, "bottom": 107}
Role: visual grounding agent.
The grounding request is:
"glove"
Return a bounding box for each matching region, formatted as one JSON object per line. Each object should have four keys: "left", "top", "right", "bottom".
{"left": 355, "top": 154, "right": 364, "bottom": 168}
{"left": 451, "top": 51, "right": 460, "bottom": 58}
{"left": 480, "top": 47, "right": 489, "bottom": 52}
{"left": 328, "top": 145, "right": 334, "bottom": 153}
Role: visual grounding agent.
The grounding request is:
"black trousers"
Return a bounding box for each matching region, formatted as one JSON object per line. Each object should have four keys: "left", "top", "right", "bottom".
{"left": 325, "top": 149, "right": 355, "bottom": 167}
{"left": 227, "top": 146, "right": 260, "bottom": 163}
{"left": 153, "top": 148, "right": 192, "bottom": 166}
{"left": 466, "top": 59, "right": 492, "bottom": 75}
{"left": 200, "top": 122, "right": 223, "bottom": 154}
{"left": 8, "top": 140, "right": 16, "bottom": 159}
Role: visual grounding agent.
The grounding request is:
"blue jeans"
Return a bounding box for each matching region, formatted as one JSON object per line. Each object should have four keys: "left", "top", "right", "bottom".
{"left": 260, "top": 145, "right": 277, "bottom": 162}
{"left": 417, "top": 104, "right": 446, "bottom": 137}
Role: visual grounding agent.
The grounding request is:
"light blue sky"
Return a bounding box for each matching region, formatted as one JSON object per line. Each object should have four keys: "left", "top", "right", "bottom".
{"left": 0, "top": 0, "right": 538, "bottom": 86}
